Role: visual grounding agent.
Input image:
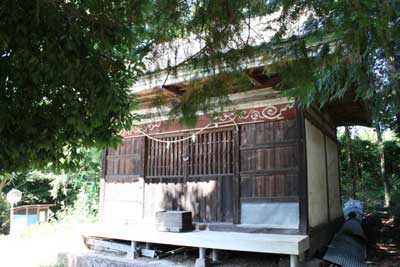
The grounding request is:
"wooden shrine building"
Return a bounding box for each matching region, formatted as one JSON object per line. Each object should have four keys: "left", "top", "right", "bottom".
{"left": 86, "top": 62, "right": 371, "bottom": 266}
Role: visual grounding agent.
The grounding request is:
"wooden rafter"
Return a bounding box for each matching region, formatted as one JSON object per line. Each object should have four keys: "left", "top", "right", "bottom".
{"left": 162, "top": 84, "right": 184, "bottom": 96}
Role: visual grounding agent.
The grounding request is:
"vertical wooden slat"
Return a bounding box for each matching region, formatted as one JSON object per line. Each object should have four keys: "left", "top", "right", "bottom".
{"left": 218, "top": 132, "right": 222, "bottom": 174}
{"left": 188, "top": 139, "right": 192, "bottom": 176}
{"left": 163, "top": 138, "right": 167, "bottom": 176}
{"left": 165, "top": 138, "right": 168, "bottom": 176}
{"left": 147, "top": 139, "right": 151, "bottom": 176}
{"left": 162, "top": 139, "right": 166, "bottom": 176}
{"left": 195, "top": 134, "right": 199, "bottom": 175}
{"left": 228, "top": 131, "right": 232, "bottom": 173}
{"left": 215, "top": 132, "right": 219, "bottom": 174}
{"left": 213, "top": 132, "right": 217, "bottom": 174}
{"left": 141, "top": 137, "right": 147, "bottom": 178}
{"left": 178, "top": 138, "right": 182, "bottom": 176}
{"left": 168, "top": 137, "right": 172, "bottom": 176}
{"left": 199, "top": 134, "right": 203, "bottom": 175}
{"left": 151, "top": 139, "right": 155, "bottom": 176}
{"left": 183, "top": 136, "right": 189, "bottom": 180}
{"left": 154, "top": 139, "right": 157, "bottom": 176}
{"left": 173, "top": 137, "right": 177, "bottom": 176}
{"left": 159, "top": 139, "right": 163, "bottom": 177}
{"left": 222, "top": 131, "right": 226, "bottom": 173}
{"left": 170, "top": 137, "right": 174, "bottom": 176}
{"left": 157, "top": 139, "right": 163, "bottom": 176}
{"left": 151, "top": 139, "right": 155, "bottom": 177}
{"left": 208, "top": 132, "right": 212, "bottom": 175}
{"left": 219, "top": 131, "right": 223, "bottom": 174}
{"left": 176, "top": 137, "right": 180, "bottom": 176}
{"left": 203, "top": 134, "right": 207, "bottom": 175}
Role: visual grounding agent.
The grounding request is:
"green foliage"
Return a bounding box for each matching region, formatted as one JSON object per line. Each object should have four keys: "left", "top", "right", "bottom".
{"left": 0, "top": 0, "right": 141, "bottom": 173}
{"left": 50, "top": 147, "right": 101, "bottom": 219}
{"left": 263, "top": 0, "right": 400, "bottom": 122}
{"left": 0, "top": 193, "right": 10, "bottom": 234}
{"left": 170, "top": 73, "right": 252, "bottom": 125}
{"left": 339, "top": 132, "right": 400, "bottom": 209}
{"left": 0, "top": 147, "right": 101, "bottom": 234}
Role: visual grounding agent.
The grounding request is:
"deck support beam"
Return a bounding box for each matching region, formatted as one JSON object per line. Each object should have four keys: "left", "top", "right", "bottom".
{"left": 195, "top": 248, "right": 210, "bottom": 267}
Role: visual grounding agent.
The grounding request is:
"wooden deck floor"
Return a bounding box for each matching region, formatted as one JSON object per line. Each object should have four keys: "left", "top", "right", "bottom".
{"left": 84, "top": 223, "right": 309, "bottom": 256}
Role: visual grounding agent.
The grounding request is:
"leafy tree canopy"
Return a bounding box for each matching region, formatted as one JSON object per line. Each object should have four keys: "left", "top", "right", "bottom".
{"left": 0, "top": 0, "right": 144, "bottom": 172}
{"left": 1, "top": 0, "right": 399, "bottom": 173}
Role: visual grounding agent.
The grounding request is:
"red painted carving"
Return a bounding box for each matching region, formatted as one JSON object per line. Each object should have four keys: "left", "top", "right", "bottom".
{"left": 122, "top": 103, "right": 296, "bottom": 137}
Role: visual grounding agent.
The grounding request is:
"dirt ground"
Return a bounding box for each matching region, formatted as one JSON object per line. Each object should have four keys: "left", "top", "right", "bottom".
{"left": 365, "top": 210, "right": 400, "bottom": 267}
{"left": 60, "top": 250, "right": 287, "bottom": 267}
{"left": 0, "top": 222, "right": 89, "bottom": 267}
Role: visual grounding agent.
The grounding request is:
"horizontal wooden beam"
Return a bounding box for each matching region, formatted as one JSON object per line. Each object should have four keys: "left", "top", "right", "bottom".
{"left": 240, "top": 167, "right": 299, "bottom": 176}
{"left": 240, "top": 139, "right": 299, "bottom": 151}
{"left": 105, "top": 175, "right": 140, "bottom": 183}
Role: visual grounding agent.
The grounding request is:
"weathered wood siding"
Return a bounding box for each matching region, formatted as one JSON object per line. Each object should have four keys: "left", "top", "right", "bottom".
{"left": 239, "top": 119, "right": 301, "bottom": 228}
{"left": 240, "top": 119, "right": 299, "bottom": 201}
{"left": 100, "top": 116, "right": 305, "bottom": 229}
{"left": 326, "top": 136, "right": 342, "bottom": 220}
{"left": 305, "top": 118, "right": 341, "bottom": 228}
{"left": 305, "top": 120, "right": 329, "bottom": 227}
{"left": 106, "top": 138, "right": 145, "bottom": 181}
{"left": 100, "top": 137, "right": 145, "bottom": 224}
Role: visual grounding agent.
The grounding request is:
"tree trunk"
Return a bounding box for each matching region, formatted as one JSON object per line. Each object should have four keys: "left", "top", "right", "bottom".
{"left": 345, "top": 127, "right": 357, "bottom": 198}
{"left": 375, "top": 124, "right": 391, "bottom": 208}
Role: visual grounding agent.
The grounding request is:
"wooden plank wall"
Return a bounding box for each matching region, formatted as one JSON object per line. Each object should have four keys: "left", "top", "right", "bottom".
{"left": 101, "top": 118, "right": 302, "bottom": 226}
{"left": 240, "top": 119, "right": 299, "bottom": 202}
{"left": 106, "top": 138, "right": 145, "bottom": 182}
{"left": 101, "top": 137, "right": 145, "bottom": 224}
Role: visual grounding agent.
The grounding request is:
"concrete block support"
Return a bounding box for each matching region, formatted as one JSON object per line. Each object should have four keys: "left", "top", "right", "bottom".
{"left": 211, "top": 249, "right": 219, "bottom": 262}
{"left": 195, "top": 248, "right": 210, "bottom": 267}
{"left": 130, "top": 241, "right": 138, "bottom": 259}
{"left": 290, "top": 255, "right": 298, "bottom": 267}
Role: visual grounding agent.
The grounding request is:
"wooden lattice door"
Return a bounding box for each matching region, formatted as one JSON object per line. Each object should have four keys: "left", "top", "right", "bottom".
{"left": 146, "top": 128, "right": 235, "bottom": 179}
{"left": 145, "top": 127, "right": 238, "bottom": 223}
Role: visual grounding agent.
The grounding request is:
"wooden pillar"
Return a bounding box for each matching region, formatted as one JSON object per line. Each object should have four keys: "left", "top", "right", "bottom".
{"left": 297, "top": 111, "right": 309, "bottom": 234}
